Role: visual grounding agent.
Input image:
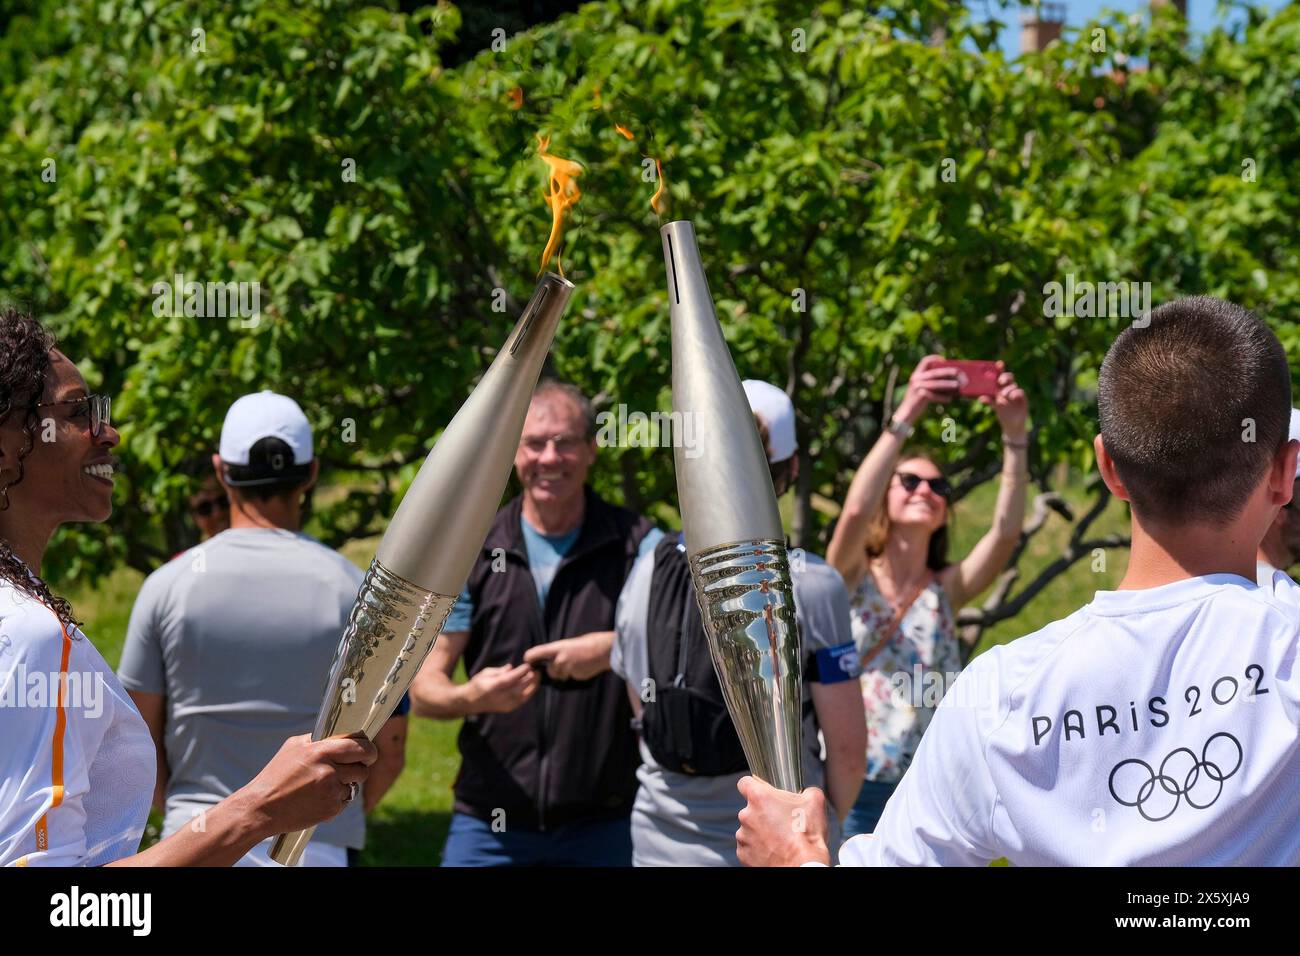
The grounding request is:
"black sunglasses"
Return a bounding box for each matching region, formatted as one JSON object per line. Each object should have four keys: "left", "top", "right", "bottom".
{"left": 896, "top": 471, "right": 951, "bottom": 499}
{"left": 35, "top": 393, "right": 112, "bottom": 439}
{"left": 190, "top": 497, "right": 230, "bottom": 518}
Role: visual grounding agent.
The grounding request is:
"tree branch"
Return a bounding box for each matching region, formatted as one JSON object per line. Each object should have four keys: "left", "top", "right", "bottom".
{"left": 956, "top": 484, "right": 1126, "bottom": 655}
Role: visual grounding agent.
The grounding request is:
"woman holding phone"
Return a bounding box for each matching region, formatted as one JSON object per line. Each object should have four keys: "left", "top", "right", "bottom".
{"left": 827, "top": 354, "right": 1028, "bottom": 839}
{"left": 0, "top": 307, "right": 375, "bottom": 866}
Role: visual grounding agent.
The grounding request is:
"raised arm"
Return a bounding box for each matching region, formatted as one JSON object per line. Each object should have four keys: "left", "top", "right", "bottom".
{"left": 828, "top": 356, "right": 959, "bottom": 589}
{"left": 936, "top": 366, "right": 1028, "bottom": 615}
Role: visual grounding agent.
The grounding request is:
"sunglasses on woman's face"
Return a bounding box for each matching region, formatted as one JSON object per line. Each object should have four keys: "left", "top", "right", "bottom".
{"left": 190, "top": 496, "right": 230, "bottom": 518}
{"left": 896, "top": 471, "right": 951, "bottom": 499}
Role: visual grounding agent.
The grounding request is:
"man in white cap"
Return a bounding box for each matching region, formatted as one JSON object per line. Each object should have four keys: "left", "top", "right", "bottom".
{"left": 118, "top": 391, "right": 408, "bottom": 866}
{"left": 609, "top": 380, "right": 866, "bottom": 865}
{"left": 1257, "top": 408, "right": 1300, "bottom": 584}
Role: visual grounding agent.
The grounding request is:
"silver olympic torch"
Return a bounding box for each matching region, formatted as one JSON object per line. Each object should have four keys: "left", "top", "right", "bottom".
{"left": 270, "top": 273, "right": 575, "bottom": 865}
{"left": 661, "top": 219, "right": 803, "bottom": 792}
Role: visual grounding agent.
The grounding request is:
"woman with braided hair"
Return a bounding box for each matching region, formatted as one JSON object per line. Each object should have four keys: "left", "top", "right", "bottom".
{"left": 0, "top": 307, "right": 376, "bottom": 866}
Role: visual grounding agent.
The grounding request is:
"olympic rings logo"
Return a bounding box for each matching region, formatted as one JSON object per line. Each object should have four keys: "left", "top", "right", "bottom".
{"left": 1108, "top": 733, "right": 1243, "bottom": 823}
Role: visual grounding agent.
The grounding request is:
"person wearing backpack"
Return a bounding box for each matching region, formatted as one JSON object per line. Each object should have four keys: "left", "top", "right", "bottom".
{"left": 611, "top": 380, "right": 866, "bottom": 865}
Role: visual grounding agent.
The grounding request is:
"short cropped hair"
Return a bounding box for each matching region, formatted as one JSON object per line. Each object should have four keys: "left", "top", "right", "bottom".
{"left": 1098, "top": 296, "right": 1291, "bottom": 527}
{"left": 533, "top": 378, "right": 596, "bottom": 439}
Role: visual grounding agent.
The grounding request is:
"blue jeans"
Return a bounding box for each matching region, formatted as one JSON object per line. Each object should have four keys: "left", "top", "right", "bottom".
{"left": 440, "top": 811, "right": 633, "bottom": 867}
{"left": 842, "top": 780, "right": 899, "bottom": 840}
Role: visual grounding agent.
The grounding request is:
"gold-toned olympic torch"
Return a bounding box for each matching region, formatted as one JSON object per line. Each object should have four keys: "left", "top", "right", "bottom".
{"left": 661, "top": 219, "right": 804, "bottom": 792}
{"left": 269, "top": 273, "right": 574, "bottom": 865}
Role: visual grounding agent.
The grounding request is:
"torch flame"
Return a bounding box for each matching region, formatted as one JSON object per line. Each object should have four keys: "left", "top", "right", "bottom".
{"left": 536, "top": 134, "right": 583, "bottom": 276}
{"left": 608, "top": 118, "right": 665, "bottom": 215}
{"left": 650, "top": 158, "right": 666, "bottom": 216}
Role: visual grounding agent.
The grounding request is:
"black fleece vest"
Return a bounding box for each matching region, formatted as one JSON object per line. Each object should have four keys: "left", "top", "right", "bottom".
{"left": 453, "top": 486, "right": 654, "bottom": 829}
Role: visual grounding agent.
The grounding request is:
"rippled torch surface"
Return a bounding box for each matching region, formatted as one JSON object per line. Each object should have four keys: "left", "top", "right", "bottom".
{"left": 661, "top": 219, "right": 803, "bottom": 792}
{"left": 270, "top": 273, "right": 575, "bottom": 865}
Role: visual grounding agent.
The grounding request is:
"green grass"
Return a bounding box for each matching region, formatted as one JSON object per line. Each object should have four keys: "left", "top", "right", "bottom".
{"left": 69, "top": 474, "right": 1131, "bottom": 865}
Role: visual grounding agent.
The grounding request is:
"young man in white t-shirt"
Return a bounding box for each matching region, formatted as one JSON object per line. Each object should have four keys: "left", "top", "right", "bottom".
{"left": 735, "top": 296, "right": 1300, "bottom": 866}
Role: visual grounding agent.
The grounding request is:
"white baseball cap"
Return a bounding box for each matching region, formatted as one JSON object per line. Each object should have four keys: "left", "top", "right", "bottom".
{"left": 742, "top": 380, "right": 798, "bottom": 463}
{"left": 219, "top": 391, "right": 314, "bottom": 485}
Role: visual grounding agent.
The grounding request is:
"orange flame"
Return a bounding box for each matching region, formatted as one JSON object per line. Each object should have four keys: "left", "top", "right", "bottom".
{"left": 536, "top": 134, "right": 583, "bottom": 276}
{"left": 650, "top": 158, "right": 666, "bottom": 216}
{"left": 607, "top": 118, "right": 665, "bottom": 215}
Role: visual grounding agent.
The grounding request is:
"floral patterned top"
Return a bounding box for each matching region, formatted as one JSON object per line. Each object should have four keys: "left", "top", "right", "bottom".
{"left": 849, "top": 569, "right": 961, "bottom": 783}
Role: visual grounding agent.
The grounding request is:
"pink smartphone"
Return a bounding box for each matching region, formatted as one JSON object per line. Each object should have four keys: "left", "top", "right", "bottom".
{"left": 931, "top": 360, "right": 1001, "bottom": 398}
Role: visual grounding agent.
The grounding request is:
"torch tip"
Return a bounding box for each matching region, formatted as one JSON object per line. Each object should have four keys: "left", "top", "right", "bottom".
{"left": 539, "top": 272, "right": 577, "bottom": 289}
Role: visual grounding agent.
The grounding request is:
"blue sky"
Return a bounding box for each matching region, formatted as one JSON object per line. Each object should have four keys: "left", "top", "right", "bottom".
{"left": 972, "top": 1, "right": 1290, "bottom": 57}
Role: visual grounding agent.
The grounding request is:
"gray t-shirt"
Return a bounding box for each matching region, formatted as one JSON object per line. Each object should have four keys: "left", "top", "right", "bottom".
{"left": 612, "top": 542, "right": 859, "bottom": 866}
{"left": 117, "top": 528, "right": 366, "bottom": 848}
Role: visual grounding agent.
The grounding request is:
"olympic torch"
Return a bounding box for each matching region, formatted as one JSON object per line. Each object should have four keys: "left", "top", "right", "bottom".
{"left": 661, "top": 219, "right": 803, "bottom": 792}
{"left": 269, "top": 272, "right": 575, "bottom": 865}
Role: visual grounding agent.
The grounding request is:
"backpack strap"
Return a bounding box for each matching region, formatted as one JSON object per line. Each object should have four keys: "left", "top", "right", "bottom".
{"left": 647, "top": 532, "right": 694, "bottom": 691}
{"left": 673, "top": 558, "right": 692, "bottom": 687}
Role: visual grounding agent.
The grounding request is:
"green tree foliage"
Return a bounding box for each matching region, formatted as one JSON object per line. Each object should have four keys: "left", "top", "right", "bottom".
{"left": 0, "top": 1, "right": 486, "bottom": 580}
{"left": 0, "top": 1, "right": 1296, "bottom": 633}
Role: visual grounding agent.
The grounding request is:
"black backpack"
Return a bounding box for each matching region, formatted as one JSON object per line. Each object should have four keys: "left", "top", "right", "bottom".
{"left": 640, "top": 534, "right": 750, "bottom": 776}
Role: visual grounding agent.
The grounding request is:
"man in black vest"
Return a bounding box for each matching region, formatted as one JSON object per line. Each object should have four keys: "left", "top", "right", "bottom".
{"left": 410, "top": 380, "right": 660, "bottom": 865}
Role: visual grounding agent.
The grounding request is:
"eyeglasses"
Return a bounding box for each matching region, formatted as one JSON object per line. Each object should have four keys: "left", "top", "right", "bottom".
{"left": 896, "top": 471, "right": 951, "bottom": 499}
{"left": 521, "top": 434, "right": 587, "bottom": 456}
{"left": 190, "top": 496, "right": 230, "bottom": 518}
{"left": 35, "top": 394, "right": 112, "bottom": 439}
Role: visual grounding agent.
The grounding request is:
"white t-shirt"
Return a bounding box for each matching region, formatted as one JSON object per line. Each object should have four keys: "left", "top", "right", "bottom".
{"left": 842, "top": 573, "right": 1300, "bottom": 866}
{"left": 1256, "top": 560, "right": 1276, "bottom": 585}
{"left": 0, "top": 579, "right": 154, "bottom": 866}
